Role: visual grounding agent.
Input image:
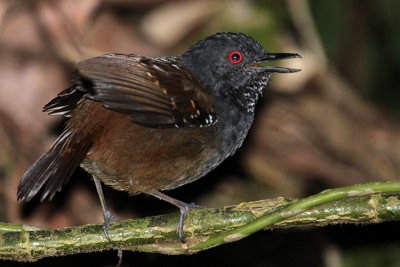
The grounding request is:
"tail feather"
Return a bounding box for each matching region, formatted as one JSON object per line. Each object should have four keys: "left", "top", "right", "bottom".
{"left": 17, "top": 129, "right": 92, "bottom": 202}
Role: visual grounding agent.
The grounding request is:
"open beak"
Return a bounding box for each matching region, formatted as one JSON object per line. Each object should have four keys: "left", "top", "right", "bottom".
{"left": 249, "top": 52, "right": 302, "bottom": 73}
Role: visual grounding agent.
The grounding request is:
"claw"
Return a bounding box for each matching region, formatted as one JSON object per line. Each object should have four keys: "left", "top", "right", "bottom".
{"left": 146, "top": 190, "right": 205, "bottom": 242}
{"left": 93, "top": 176, "right": 123, "bottom": 266}
{"left": 178, "top": 203, "right": 203, "bottom": 242}
{"left": 102, "top": 209, "right": 120, "bottom": 242}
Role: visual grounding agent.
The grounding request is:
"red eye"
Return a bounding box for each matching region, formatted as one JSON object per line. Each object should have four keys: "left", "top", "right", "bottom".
{"left": 229, "top": 51, "right": 243, "bottom": 64}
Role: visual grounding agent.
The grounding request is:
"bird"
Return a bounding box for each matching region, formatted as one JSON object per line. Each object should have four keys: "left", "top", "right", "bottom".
{"left": 17, "top": 32, "right": 301, "bottom": 241}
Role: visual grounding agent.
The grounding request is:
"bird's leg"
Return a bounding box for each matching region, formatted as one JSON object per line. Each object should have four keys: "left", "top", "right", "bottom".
{"left": 93, "top": 176, "right": 123, "bottom": 265}
{"left": 93, "top": 175, "right": 120, "bottom": 241}
{"left": 145, "top": 190, "right": 204, "bottom": 242}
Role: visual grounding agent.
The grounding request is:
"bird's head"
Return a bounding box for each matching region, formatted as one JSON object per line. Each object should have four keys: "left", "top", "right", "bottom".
{"left": 180, "top": 32, "right": 301, "bottom": 112}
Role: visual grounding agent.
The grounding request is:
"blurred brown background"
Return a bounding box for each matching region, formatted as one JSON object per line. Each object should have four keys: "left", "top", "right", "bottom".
{"left": 1, "top": 0, "right": 400, "bottom": 266}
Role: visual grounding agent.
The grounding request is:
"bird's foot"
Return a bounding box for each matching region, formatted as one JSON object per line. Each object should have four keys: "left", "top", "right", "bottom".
{"left": 102, "top": 209, "right": 120, "bottom": 242}
{"left": 178, "top": 202, "right": 204, "bottom": 242}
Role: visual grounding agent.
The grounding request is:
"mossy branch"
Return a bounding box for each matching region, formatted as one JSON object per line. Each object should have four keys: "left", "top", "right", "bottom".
{"left": 1, "top": 181, "right": 400, "bottom": 262}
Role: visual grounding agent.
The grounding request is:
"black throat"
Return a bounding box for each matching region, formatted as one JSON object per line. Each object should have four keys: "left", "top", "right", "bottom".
{"left": 213, "top": 95, "right": 255, "bottom": 157}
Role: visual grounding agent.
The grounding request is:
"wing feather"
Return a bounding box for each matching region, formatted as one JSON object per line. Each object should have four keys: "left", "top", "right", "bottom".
{"left": 75, "top": 53, "right": 217, "bottom": 128}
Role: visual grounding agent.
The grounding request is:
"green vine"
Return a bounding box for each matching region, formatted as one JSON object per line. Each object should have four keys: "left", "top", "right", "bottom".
{"left": 1, "top": 181, "right": 399, "bottom": 262}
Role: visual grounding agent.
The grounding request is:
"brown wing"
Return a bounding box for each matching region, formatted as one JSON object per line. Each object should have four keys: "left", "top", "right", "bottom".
{"left": 43, "top": 85, "right": 84, "bottom": 117}
{"left": 74, "top": 53, "right": 217, "bottom": 128}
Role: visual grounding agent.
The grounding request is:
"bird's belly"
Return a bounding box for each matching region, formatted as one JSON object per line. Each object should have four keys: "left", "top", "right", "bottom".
{"left": 80, "top": 115, "right": 223, "bottom": 194}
